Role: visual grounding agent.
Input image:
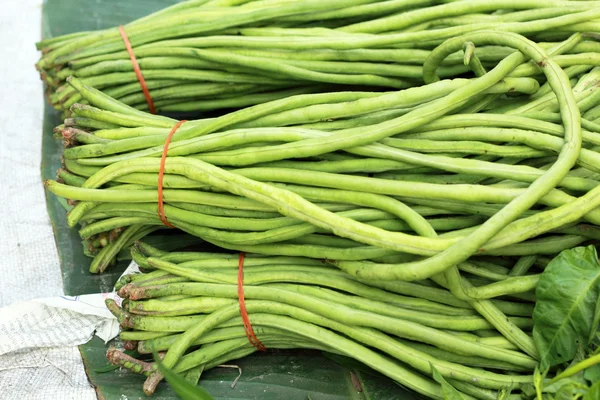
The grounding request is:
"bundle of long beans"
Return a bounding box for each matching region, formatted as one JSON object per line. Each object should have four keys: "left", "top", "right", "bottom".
{"left": 107, "top": 241, "right": 537, "bottom": 398}
{"left": 37, "top": 0, "right": 600, "bottom": 113}
{"left": 45, "top": 26, "right": 600, "bottom": 397}
{"left": 48, "top": 28, "right": 600, "bottom": 271}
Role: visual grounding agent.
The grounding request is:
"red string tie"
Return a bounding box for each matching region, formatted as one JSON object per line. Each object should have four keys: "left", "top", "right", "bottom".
{"left": 118, "top": 25, "right": 156, "bottom": 114}
{"left": 157, "top": 120, "right": 187, "bottom": 228}
{"left": 237, "top": 252, "right": 266, "bottom": 351}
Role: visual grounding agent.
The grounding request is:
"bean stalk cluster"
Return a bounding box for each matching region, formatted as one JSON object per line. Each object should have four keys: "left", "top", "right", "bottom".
{"left": 108, "top": 241, "right": 538, "bottom": 398}
{"left": 41, "top": 2, "right": 600, "bottom": 398}
{"left": 37, "top": 0, "right": 600, "bottom": 113}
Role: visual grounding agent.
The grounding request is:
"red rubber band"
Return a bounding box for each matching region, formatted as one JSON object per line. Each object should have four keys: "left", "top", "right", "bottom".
{"left": 118, "top": 25, "right": 156, "bottom": 114}
{"left": 158, "top": 120, "right": 187, "bottom": 228}
{"left": 238, "top": 252, "right": 267, "bottom": 351}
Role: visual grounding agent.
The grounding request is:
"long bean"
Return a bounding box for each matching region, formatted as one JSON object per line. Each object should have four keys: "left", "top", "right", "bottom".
{"left": 338, "top": 31, "right": 581, "bottom": 281}
{"left": 41, "top": 7, "right": 600, "bottom": 397}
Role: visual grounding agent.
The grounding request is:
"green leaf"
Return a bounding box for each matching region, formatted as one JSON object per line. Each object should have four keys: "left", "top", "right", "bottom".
{"left": 154, "top": 354, "right": 214, "bottom": 400}
{"left": 584, "top": 381, "right": 600, "bottom": 400}
{"left": 520, "top": 383, "right": 536, "bottom": 398}
{"left": 576, "top": 345, "right": 600, "bottom": 385}
{"left": 184, "top": 365, "right": 204, "bottom": 386}
{"left": 56, "top": 196, "right": 72, "bottom": 213}
{"left": 593, "top": 332, "right": 600, "bottom": 348}
{"left": 431, "top": 366, "right": 466, "bottom": 400}
{"left": 552, "top": 382, "right": 588, "bottom": 400}
{"left": 545, "top": 373, "right": 587, "bottom": 394}
{"left": 496, "top": 384, "right": 515, "bottom": 400}
{"left": 92, "top": 364, "right": 121, "bottom": 373}
{"left": 584, "top": 364, "right": 600, "bottom": 384}
{"left": 547, "top": 348, "right": 600, "bottom": 394}
{"left": 533, "top": 246, "right": 600, "bottom": 369}
{"left": 590, "top": 295, "right": 600, "bottom": 344}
